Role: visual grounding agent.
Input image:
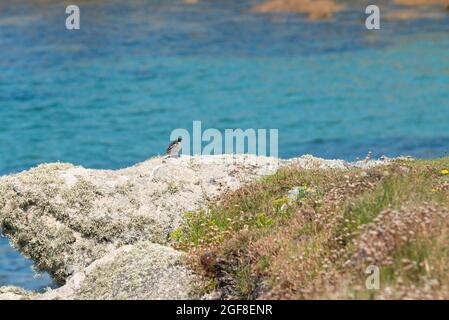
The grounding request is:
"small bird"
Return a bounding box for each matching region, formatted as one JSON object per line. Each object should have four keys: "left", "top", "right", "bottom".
{"left": 165, "top": 137, "right": 182, "bottom": 158}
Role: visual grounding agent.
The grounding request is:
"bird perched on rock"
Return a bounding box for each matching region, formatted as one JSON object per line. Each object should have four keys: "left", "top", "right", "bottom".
{"left": 165, "top": 137, "right": 182, "bottom": 158}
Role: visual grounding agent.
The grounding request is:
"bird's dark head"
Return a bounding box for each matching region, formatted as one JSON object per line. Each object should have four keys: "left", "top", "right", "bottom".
{"left": 177, "top": 137, "right": 182, "bottom": 142}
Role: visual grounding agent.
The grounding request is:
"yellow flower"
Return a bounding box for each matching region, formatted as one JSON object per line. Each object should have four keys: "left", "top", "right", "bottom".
{"left": 441, "top": 169, "right": 449, "bottom": 175}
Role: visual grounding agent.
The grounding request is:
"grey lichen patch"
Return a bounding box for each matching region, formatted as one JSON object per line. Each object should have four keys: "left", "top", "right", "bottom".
{"left": 114, "top": 181, "right": 135, "bottom": 196}
{"left": 118, "top": 215, "right": 165, "bottom": 245}
{"left": 75, "top": 241, "right": 196, "bottom": 300}
{"left": 19, "top": 163, "right": 74, "bottom": 196}
{"left": 60, "top": 180, "right": 164, "bottom": 244}
{"left": 0, "top": 286, "right": 36, "bottom": 300}
{"left": 61, "top": 178, "right": 100, "bottom": 214}
{"left": 0, "top": 165, "right": 66, "bottom": 211}
{"left": 164, "top": 180, "right": 186, "bottom": 195}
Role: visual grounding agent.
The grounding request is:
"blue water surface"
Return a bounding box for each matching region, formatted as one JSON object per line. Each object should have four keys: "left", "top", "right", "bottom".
{"left": 0, "top": 0, "right": 448, "bottom": 290}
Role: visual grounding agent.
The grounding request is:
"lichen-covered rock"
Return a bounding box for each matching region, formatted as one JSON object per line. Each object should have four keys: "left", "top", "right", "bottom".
{"left": 0, "top": 154, "right": 390, "bottom": 299}
{"left": 35, "top": 241, "right": 195, "bottom": 300}
{"left": 0, "top": 163, "right": 113, "bottom": 284}
{"left": 0, "top": 155, "right": 283, "bottom": 299}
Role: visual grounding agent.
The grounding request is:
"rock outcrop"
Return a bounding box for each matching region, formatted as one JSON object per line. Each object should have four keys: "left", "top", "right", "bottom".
{"left": 247, "top": 0, "right": 449, "bottom": 21}
{"left": 0, "top": 154, "right": 391, "bottom": 300}
{"left": 250, "top": 0, "right": 344, "bottom": 20}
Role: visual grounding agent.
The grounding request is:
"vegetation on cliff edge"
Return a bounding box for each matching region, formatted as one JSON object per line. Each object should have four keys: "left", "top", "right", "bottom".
{"left": 172, "top": 158, "right": 449, "bottom": 299}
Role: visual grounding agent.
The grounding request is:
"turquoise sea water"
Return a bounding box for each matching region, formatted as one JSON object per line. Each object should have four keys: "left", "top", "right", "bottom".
{"left": 0, "top": 0, "right": 448, "bottom": 290}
